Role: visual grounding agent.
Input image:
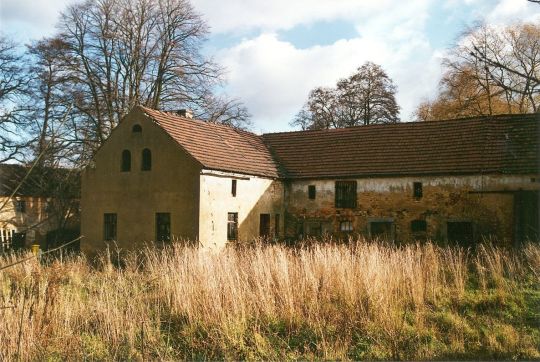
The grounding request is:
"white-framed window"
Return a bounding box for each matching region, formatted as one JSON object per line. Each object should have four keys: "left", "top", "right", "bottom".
{"left": 340, "top": 220, "right": 353, "bottom": 232}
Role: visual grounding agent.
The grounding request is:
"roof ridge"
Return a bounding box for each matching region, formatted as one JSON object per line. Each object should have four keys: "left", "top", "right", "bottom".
{"left": 140, "top": 105, "right": 260, "bottom": 135}
{"left": 137, "top": 105, "right": 537, "bottom": 179}
{"left": 140, "top": 105, "right": 281, "bottom": 178}
{"left": 262, "top": 113, "right": 539, "bottom": 137}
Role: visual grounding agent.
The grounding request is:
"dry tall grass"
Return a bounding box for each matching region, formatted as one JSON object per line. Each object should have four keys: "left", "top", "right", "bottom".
{"left": 1, "top": 241, "right": 539, "bottom": 360}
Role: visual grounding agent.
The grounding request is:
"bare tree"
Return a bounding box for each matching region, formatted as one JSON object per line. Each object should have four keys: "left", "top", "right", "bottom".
{"left": 25, "top": 38, "right": 80, "bottom": 167}
{"left": 291, "top": 87, "right": 340, "bottom": 130}
{"left": 49, "top": 0, "right": 249, "bottom": 159}
{"left": 291, "top": 62, "right": 400, "bottom": 130}
{"left": 339, "top": 62, "right": 400, "bottom": 125}
{"left": 203, "top": 94, "right": 252, "bottom": 128}
{"left": 0, "top": 37, "right": 30, "bottom": 162}
{"left": 416, "top": 22, "right": 540, "bottom": 121}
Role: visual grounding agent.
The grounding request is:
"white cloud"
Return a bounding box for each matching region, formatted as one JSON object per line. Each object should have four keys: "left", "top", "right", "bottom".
{"left": 2, "top": 0, "right": 538, "bottom": 133}
{"left": 220, "top": 34, "right": 388, "bottom": 125}
{"left": 214, "top": 0, "right": 440, "bottom": 132}
{"left": 209, "top": 0, "right": 539, "bottom": 132}
{"left": 487, "top": 0, "right": 540, "bottom": 24}
{"left": 219, "top": 32, "right": 441, "bottom": 132}
{"left": 0, "top": 0, "right": 75, "bottom": 42}
{"left": 192, "top": 0, "right": 412, "bottom": 34}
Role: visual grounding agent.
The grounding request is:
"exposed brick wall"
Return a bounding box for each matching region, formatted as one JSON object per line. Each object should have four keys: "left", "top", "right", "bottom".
{"left": 284, "top": 175, "right": 533, "bottom": 244}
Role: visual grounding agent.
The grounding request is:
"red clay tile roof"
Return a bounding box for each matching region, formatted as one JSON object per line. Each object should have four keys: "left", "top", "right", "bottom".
{"left": 140, "top": 106, "right": 280, "bottom": 178}
{"left": 139, "top": 106, "right": 538, "bottom": 179}
{"left": 262, "top": 113, "right": 539, "bottom": 179}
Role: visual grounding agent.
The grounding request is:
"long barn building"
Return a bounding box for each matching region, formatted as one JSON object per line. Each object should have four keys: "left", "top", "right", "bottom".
{"left": 80, "top": 106, "right": 539, "bottom": 252}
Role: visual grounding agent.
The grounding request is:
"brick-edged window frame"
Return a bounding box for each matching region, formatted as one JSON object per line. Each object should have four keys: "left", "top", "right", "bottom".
{"left": 335, "top": 181, "right": 357, "bottom": 208}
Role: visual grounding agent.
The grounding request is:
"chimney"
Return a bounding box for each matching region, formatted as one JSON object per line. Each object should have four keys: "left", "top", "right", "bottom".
{"left": 175, "top": 109, "right": 193, "bottom": 119}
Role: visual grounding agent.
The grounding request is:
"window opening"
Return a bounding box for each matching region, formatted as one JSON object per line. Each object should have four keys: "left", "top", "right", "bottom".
{"left": 227, "top": 212, "right": 238, "bottom": 240}
{"left": 104, "top": 213, "right": 117, "bottom": 241}
{"left": 142, "top": 148, "right": 152, "bottom": 171}
{"left": 121, "top": 150, "right": 131, "bottom": 172}
{"left": 308, "top": 185, "right": 316, "bottom": 199}
{"left": 156, "top": 213, "right": 171, "bottom": 242}
{"left": 335, "top": 181, "right": 357, "bottom": 208}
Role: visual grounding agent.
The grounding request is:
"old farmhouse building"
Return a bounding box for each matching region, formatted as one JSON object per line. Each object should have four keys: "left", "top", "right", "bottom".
{"left": 0, "top": 164, "right": 80, "bottom": 252}
{"left": 80, "top": 106, "right": 539, "bottom": 252}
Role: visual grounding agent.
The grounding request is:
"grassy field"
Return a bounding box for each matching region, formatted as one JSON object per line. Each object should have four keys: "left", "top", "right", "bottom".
{"left": 1, "top": 240, "right": 539, "bottom": 360}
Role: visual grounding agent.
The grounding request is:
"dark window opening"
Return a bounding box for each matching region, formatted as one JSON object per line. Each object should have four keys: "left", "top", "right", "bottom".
{"left": 514, "top": 191, "right": 539, "bottom": 243}
{"left": 231, "top": 179, "right": 237, "bottom": 197}
{"left": 142, "top": 148, "right": 152, "bottom": 171}
{"left": 308, "top": 185, "right": 316, "bottom": 199}
{"left": 275, "top": 214, "right": 280, "bottom": 237}
{"left": 43, "top": 201, "right": 51, "bottom": 215}
{"left": 227, "top": 212, "right": 238, "bottom": 240}
{"left": 259, "top": 214, "right": 270, "bottom": 238}
{"left": 447, "top": 221, "right": 473, "bottom": 247}
{"left": 335, "top": 181, "right": 357, "bottom": 208}
{"left": 104, "top": 213, "right": 117, "bottom": 241}
{"left": 413, "top": 182, "right": 423, "bottom": 198}
{"left": 12, "top": 232, "right": 26, "bottom": 250}
{"left": 156, "top": 213, "right": 171, "bottom": 242}
{"left": 305, "top": 221, "right": 321, "bottom": 237}
{"left": 121, "top": 150, "right": 131, "bottom": 172}
{"left": 15, "top": 200, "right": 26, "bottom": 213}
{"left": 340, "top": 220, "right": 353, "bottom": 232}
{"left": 132, "top": 124, "right": 142, "bottom": 133}
{"left": 370, "top": 221, "right": 393, "bottom": 240}
{"left": 411, "top": 219, "right": 427, "bottom": 233}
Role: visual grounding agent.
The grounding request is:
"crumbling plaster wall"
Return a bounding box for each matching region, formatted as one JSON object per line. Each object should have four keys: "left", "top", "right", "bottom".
{"left": 285, "top": 174, "right": 534, "bottom": 243}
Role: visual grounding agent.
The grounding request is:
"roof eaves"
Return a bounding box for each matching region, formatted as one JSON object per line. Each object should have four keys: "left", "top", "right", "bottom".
{"left": 280, "top": 169, "right": 530, "bottom": 181}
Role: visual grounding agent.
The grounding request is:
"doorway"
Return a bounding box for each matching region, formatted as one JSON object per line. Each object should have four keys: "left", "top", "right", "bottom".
{"left": 259, "top": 214, "right": 270, "bottom": 238}
{"left": 514, "top": 191, "right": 539, "bottom": 243}
{"left": 447, "top": 221, "right": 474, "bottom": 247}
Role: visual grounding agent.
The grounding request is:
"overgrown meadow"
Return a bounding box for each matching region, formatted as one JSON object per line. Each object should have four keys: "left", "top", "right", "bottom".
{"left": 1, "top": 240, "right": 539, "bottom": 360}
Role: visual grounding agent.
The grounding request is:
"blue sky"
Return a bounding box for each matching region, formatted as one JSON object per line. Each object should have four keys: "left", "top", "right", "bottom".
{"left": 1, "top": 0, "right": 539, "bottom": 133}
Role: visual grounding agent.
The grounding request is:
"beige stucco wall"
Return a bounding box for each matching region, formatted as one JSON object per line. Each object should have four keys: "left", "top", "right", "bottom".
{"left": 81, "top": 108, "right": 202, "bottom": 254}
{"left": 286, "top": 174, "right": 537, "bottom": 244}
{"left": 198, "top": 170, "right": 284, "bottom": 249}
{"left": 0, "top": 196, "right": 51, "bottom": 246}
